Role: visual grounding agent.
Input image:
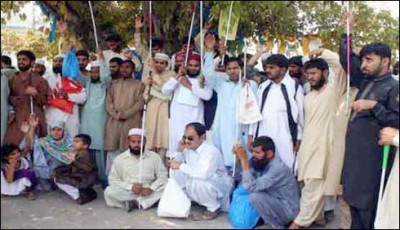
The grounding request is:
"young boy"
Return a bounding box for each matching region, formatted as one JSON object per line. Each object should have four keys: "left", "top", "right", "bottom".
{"left": 54, "top": 134, "right": 98, "bottom": 204}
{"left": 1, "top": 144, "right": 37, "bottom": 200}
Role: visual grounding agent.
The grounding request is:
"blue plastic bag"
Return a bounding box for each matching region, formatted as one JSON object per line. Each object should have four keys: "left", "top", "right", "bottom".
{"left": 229, "top": 185, "right": 261, "bottom": 229}
{"left": 62, "top": 46, "right": 80, "bottom": 79}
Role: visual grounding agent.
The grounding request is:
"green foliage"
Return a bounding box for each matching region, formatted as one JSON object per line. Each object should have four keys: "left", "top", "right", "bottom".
{"left": 1, "top": 1, "right": 398, "bottom": 59}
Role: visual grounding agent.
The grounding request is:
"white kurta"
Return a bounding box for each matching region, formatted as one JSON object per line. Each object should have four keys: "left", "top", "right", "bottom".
{"left": 250, "top": 75, "right": 304, "bottom": 169}
{"left": 45, "top": 73, "right": 87, "bottom": 138}
{"left": 104, "top": 150, "right": 168, "bottom": 210}
{"left": 162, "top": 76, "right": 213, "bottom": 157}
{"left": 170, "top": 142, "right": 233, "bottom": 212}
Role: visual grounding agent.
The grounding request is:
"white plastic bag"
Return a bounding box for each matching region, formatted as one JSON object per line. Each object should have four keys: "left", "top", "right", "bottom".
{"left": 237, "top": 83, "right": 263, "bottom": 124}
{"left": 157, "top": 178, "right": 191, "bottom": 218}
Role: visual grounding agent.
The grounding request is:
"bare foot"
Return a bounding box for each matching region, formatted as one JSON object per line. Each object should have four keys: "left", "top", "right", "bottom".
{"left": 24, "top": 191, "right": 37, "bottom": 200}
{"left": 289, "top": 222, "right": 301, "bottom": 229}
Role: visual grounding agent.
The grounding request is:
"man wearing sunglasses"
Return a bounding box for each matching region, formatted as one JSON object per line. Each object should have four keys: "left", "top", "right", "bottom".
{"left": 169, "top": 123, "right": 232, "bottom": 221}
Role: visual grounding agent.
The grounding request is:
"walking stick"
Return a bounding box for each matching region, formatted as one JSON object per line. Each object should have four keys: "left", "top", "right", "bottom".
{"left": 375, "top": 145, "right": 391, "bottom": 223}
{"left": 220, "top": 1, "right": 234, "bottom": 66}
{"left": 138, "top": 71, "right": 153, "bottom": 211}
{"left": 149, "top": 1, "right": 152, "bottom": 60}
{"left": 184, "top": 6, "right": 196, "bottom": 68}
{"left": 88, "top": 1, "right": 99, "bottom": 49}
{"left": 345, "top": 1, "right": 351, "bottom": 116}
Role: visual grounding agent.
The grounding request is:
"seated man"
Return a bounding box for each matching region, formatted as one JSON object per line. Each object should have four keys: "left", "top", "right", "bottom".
{"left": 232, "top": 136, "right": 300, "bottom": 229}
{"left": 104, "top": 128, "right": 168, "bottom": 212}
{"left": 169, "top": 123, "right": 232, "bottom": 221}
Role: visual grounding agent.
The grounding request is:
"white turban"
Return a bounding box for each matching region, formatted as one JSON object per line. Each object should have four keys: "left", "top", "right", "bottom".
{"left": 35, "top": 59, "right": 46, "bottom": 66}
{"left": 54, "top": 54, "right": 66, "bottom": 60}
{"left": 90, "top": 61, "right": 101, "bottom": 68}
{"left": 128, "top": 128, "right": 146, "bottom": 137}
{"left": 154, "top": 53, "right": 170, "bottom": 63}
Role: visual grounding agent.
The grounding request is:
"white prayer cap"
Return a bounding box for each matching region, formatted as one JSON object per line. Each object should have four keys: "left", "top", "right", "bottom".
{"left": 90, "top": 61, "right": 101, "bottom": 68}
{"left": 154, "top": 53, "right": 170, "bottom": 63}
{"left": 128, "top": 128, "right": 146, "bottom": 137}
{"left": 35, "top": 59, "right": 46, "bottom": 66}
{"left": 54, "top": 54, "right": 66, "bottom": 60}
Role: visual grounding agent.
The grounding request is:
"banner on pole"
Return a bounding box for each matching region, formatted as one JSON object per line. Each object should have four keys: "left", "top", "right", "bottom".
{"left": 218, "top": 5, "right": 240, "bottom": 41}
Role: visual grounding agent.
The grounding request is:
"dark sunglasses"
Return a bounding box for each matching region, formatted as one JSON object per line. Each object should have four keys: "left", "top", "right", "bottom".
{"left": 182, "top": 136, "right": 195, "bottom": 141}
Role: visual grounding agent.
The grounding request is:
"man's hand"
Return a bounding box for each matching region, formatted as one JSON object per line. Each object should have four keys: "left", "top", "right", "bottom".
{"left": 25, "top": 86, "right": 38, "bottom": 96}
{"left": 96, "top": 47, "right": 105, "bottom": 60}
{"left": 342, "top": 11, "right": 355, "bottom": 34}
{"left": 65, "top": 152, "right": 76, "bottom": 162}
{"left": 20, "top": 122, "right": 30, "bottom": 134}
{"left": 169, "top": 160, "right": 181, "bottom": 170}
{"left": 135, "top": 16, "right": 144, "bottom": 32}
{"left": 247, "top": 136, "right": 254, "bottom": 150}
{"left": 232, "top": 144, "right": 248, "bottom": 162}
{"left": 140, "top": 188, "right": 153, "bottom": 197}
{"left": 352, "top": 99, "right": 377, "bottom": 112}
{"left": 309, "top": 48, "right": 325, "bottom": 60}
{"left": 144, "top": 77, "right": 153, "bottom": 86}
{"left": 179, "top": 76, "right": 192, "bottom": 90}
{"left": 7, "top": 158, "right": 19, "bottom": 169}
{"left": 218, "top": 45, "right": 227, "bottom": 57}
{"left": 58, "top": 89, "right": 69, "bottom": 100}
{"left": 8, "top": 113, "right": 16, "bottom": 125}
{"left": 28, "top": 114, "right": 39, "bottom": 128}
{"left": 255, "top": 44, "right": 268, "bottom": 55}
{"left": 132, "top": 183, "right": 143, "bottom": 194}
{"left": 122, "top": 48, "right": 133, "bottom": 60}
{"left": 293, "top": 140, "right": 301, "bottom": 152}
{"left": 199, "top": 75, "right": 205, "bottom": 89}
{"left": 204, "top": 34, "right": 216, "bottom": 51}
{"left": 118, "top": 111, "right": 127, "bottom": 121}
{"left": 176, "top": 66, "right": 187, "bottom": 79}
{"left": 379, "top": 127, "right": 399, "bottom": 146}
{"left": 177, "top": 140, "right": 186, "bottom": 152}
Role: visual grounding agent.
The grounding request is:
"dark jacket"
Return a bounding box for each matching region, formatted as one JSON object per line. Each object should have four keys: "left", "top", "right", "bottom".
{"left": 340, "top": 33, "right": 400, "bottom": 209}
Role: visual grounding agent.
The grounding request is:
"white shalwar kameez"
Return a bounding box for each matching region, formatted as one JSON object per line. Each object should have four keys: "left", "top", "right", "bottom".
{"left": 250, "top": 75, "right": 304, "bottom": 169}
{"left": 170, "top": 142, "right": 232, "bottom": 212}
{"left": 162, "top": 76, "right": 212, "bottom": 157}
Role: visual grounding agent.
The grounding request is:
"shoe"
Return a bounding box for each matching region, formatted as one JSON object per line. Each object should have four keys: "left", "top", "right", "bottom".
{"left": 201, "top": 209, "right": 220, "bottom": 221}
{"left": 23, "top": 191, "right": 37, "bottom": 200}
{"left": 124, "top": 200, "right": 139, "bottom": 213}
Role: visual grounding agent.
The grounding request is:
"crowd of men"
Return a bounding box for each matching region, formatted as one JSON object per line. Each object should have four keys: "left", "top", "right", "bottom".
{"left": 1, "top": 13, "right": 399, "bottom": 229}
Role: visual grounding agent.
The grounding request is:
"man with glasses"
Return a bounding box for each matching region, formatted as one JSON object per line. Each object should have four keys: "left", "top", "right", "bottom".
{"left": 168, "top": 123, "right": 232, "bottom": 221}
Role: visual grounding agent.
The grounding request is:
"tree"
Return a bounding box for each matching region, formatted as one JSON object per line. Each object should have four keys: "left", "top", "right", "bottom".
{"left": 1, "top": 1, "right": 399, "bottom": 59}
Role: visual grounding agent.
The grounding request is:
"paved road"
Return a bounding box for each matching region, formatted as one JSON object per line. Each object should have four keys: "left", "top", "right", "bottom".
{"left": 1, "top": 186, "right": 340, "bottom": 229}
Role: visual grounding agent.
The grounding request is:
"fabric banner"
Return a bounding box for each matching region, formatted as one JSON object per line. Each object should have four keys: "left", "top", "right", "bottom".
{"left": 218, "top": 4, "right": 240, "bottom": 41}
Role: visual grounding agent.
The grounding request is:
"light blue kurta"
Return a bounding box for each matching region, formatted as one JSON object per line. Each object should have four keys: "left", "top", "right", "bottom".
{"left": 203, "top": 52, "right": 258, "bottom": 167}
{"left": 1, "top": 73, "right": 9, "bottom": 145}
{"left": 80, "top": 61, "right": 111, "bottom": 150}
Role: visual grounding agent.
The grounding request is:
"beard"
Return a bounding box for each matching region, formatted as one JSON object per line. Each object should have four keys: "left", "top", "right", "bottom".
{"left": 129, "top": 147, "right": 141, "bottom": 156}
{"left": 53, "top": 66, "right": 62, "bottom": 74}
{"left": 311, "top": 77, "right": 327, "bottom": 91}
{"left": 37, "top": 70, "right": 45, "bottom": 76}
{"left": 18, "top": 65, "right": 30, "bottom": 72}
{"left": 187, "top": 71, "right": 200, "bottom": 78}
{"left": 250, "top": 157, "right": 269, "bottom": 172}
{"left": 91, "top": 78, "right": 100, "bottom": 83}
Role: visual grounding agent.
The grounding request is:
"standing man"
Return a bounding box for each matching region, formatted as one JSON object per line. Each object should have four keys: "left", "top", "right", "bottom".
{"left": 4, "top": 50, "right": 50, "bottom": 146}
{"left": 162, "top": 53, "right": 213, "bottom": 158}
{"left": 247, "top": 48, "right": 304, "bottom": 171}
{"left": 289, "top": 49, "right": 347, "bottom": 229}
{"left": 203, "top": 34, "right": 258, "bottom": 169}
{"left": 32, "top": 59, "right": 46, "bottom": 77}
{"left": 80, "top": 49, "right": 112, "bottom": 187}
{"left": 75, "top": 49, "right": 91, "bottom": 86}
{"left": 104, "top": 60, "right": 145, "bottom": 176}
{"left": 109, "top": 57, "right": 123, "bottom": 81}
{"left": 341, "top": 22, "right": 399, "bottom": 228}
{"left": 143, "top": 53, "right": 175, "bottom": 163}
{"left": 1, "top": 55, "right": 18, "bottom": 80}
{"left": 288, "top": 56, "right": 310, "bottom": 94}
